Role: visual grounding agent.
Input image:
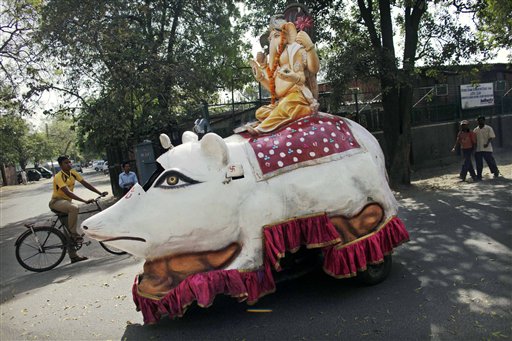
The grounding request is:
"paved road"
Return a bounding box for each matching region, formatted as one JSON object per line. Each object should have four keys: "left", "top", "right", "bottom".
{"left": 0, "top": 162, "right": 511, "bottom": 340}
{"left": 0, "top": 169, "right": 113, "bottom": 227}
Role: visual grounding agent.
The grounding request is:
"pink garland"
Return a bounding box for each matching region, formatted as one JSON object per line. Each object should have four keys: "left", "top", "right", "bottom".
{"left": 132, "top": 215, "right": 409, "bottom": 324}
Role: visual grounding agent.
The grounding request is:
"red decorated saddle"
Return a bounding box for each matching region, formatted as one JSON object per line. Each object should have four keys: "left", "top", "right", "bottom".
{"left": 241, "top": 113, "right": 363, "bottom": 180}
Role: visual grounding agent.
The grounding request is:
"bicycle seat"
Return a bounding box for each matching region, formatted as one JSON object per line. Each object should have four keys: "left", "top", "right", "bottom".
{"left": 51, "top": 209, "right": 68, "bottom": 217}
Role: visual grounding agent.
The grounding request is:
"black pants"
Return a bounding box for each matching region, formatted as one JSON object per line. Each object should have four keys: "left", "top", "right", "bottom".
{"left": 475, "top": 151, "right": 499, "bottom": 179}
{"left": 459, "top": 148, "right": 476, "bottom": 180}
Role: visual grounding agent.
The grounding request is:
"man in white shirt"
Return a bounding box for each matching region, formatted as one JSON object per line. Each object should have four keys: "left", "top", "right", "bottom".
{"left": 473, "top": 116, "right": 500, "bottom": 180}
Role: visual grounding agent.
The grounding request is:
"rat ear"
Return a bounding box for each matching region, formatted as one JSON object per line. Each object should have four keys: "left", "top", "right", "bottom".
{"left": 182, "top": 131, "right": 199, "bottom": 144}
{"left": 159, "top": 134, "right": 173, "bottom": 150}
{"left": 200, "top": 133, "right": 229, "bottom": 167}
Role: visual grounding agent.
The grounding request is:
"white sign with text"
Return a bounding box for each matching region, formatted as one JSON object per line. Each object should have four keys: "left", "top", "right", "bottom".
{"left": 460, "top": 83, "right": 494, "bottom": 109}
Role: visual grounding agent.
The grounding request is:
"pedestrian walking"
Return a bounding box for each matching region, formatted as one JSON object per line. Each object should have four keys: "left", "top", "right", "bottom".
{"left": 473, "top": 116, "right": 500, "bottom": 180}
{"left": 451, "top": 120, "right": 477, "bottom": 182}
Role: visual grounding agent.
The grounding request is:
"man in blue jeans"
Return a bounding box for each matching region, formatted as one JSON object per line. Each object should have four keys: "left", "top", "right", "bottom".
{"left": 473, "top": 116, "right": 500, "bottom": 180}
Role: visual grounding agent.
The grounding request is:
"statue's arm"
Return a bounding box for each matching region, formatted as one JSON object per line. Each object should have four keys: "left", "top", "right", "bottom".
{"left": 277, "top": 64, "right": 305, "bottom": 85}
{"left": 249, "top": 55, "right": 270, "bottom": 91}
{"left": 296, "top": 31, "right": 320, "bottom": 74}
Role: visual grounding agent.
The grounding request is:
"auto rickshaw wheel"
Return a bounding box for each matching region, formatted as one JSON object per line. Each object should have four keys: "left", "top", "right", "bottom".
{"left": 357, "top": 255, "right": 392, "bottom": 285}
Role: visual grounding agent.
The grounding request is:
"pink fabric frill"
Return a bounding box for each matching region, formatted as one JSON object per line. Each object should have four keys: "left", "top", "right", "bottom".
{"left": 322, "top": 217, "right": 409, "bottom": 278}
{"left": 132, "top": 215, "right": 409, "bottom": 324}
{"left": 132, "top": 265, "right": 276, "bottom": 325}
{"left": 263, "top": 213, "right": 342, "bottom": 271}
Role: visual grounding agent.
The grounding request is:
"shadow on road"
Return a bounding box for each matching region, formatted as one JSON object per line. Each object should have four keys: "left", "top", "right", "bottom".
{"left": 394, "top": 177, "right": 512, "bottom": 338}
{"left": 122, "top": 265, "right": 428, "bottom": 340}
{"left": 0, "top": 206, "right": 132, "bottom": 305}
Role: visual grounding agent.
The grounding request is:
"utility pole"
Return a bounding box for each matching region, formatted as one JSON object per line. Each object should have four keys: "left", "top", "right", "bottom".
{"left": 46, "top": 123, "right": 55, "bottom": 175}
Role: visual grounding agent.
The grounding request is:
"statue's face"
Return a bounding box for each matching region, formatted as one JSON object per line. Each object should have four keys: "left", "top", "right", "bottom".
{"left": 268, "top": 29, "right": 284, "bottom": 69}
{"left": 269, "top": 29, "right": 282, "bottom": 53}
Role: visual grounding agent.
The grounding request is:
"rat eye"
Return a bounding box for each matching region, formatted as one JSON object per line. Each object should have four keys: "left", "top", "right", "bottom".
{"left": 155, "top": 171, "right": 199, "bottom": 189}
{"left": 166, "top": 175, "right": 179, "bottom": 186}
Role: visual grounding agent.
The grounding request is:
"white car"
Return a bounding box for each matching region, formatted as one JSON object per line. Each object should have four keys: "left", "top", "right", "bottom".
{"left": 93, "top": 160, "right": 105, "bottom": 171}
{"left": 102, "top": 161, "right": 109, "bottom": 174}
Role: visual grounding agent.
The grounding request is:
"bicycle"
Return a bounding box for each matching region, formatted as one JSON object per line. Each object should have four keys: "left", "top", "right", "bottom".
{"left": 15, "top": 196, "right": 126, "bottom": 272}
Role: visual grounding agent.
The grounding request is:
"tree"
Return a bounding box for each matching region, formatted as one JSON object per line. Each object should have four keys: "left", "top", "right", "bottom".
{"left": 0, "top": 0, "right": 44, "bottom": 116}
{"left": 43, "top": 116, "right": 81, "bottom": 160}
{"left": 35, "top": 0, "right": 252, "bottom": 153}
{"left": 473, "top": 0, "right": 512, "bottom": 53}
{"left": 0, "top": 114, "right": 31, "bottom": 168}
{"left": 29, "top": 131, "right": 54, "bottom": 164}
{"left": 0, "top": 111, "right": 80, "bottom": 173}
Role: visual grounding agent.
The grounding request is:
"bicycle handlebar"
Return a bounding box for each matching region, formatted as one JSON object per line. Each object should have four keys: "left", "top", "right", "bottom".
{"left": 92, "top": 193, "right": 108, "bottom": 202}
{"left": 87, "top": 195, "right": 107, "bottom": 207}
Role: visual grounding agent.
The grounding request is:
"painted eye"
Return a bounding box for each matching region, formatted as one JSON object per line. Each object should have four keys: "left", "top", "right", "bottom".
{"left": 155, "top": 171, "right": 200, "bottom": 189}
{"left": 166, "top": 175, "right": 179, "bottom": 186}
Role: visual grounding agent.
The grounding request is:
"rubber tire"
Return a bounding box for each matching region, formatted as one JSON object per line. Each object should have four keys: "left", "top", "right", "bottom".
{"left": 274, "top": 248, "right": 323, "bottom": 284}
{"left": 357, "top": 255, "right": 392, "bottom": 285}
{"left": 99, "top": 242, "right": 127, "bottom": 255}
{"left": 15, "top": 226, "right": 67, "bottom": 272}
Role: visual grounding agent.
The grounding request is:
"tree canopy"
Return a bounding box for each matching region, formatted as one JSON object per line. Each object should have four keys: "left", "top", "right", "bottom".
{"left": 1, "top": 0, "right": 44, "bottom": 116}
{"left": 473, "top": 0, "right": 512, "bottom": 51}
{"left": 0, "top": 113, "right": 80, "bottom": 169}
{"left": 35, "top": 0, "right": 251, "bottom": 152}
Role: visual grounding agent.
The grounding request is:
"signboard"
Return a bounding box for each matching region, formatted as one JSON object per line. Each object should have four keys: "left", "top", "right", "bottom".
{"left": 460, "top": 83, "right": 494, "bottom": 109}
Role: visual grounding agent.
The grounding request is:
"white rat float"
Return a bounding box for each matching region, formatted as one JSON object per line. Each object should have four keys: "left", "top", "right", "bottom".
{"left": 82, "top": 16, "right": 409, "bottom": 325}
{"left": 82, "top": 113, "right": 409, "bottom": 324}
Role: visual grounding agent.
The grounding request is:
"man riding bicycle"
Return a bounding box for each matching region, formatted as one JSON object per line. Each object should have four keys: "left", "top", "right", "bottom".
{"left": 49, "top": 156, "right": 108, "bottom": 263}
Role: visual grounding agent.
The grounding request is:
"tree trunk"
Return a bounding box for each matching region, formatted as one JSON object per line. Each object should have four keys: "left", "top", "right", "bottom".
{"left": 385, "top": 1, "right": 425, "bottom": 187}
{"left": 380, "top": 75, "right": 413, "bottom": 188}
{"left": 1, "top": 164, "right": 7, "bottom": 186}
{"left": 370, "top": 0, "right": 425, "bottom": 188}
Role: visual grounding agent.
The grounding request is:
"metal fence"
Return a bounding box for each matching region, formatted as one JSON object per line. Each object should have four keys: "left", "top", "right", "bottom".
{"left": 196, "top": 80, "right": 512, "bottom": 134}
{"left": 330, "top": 81, "right": 512, "bottom": 132}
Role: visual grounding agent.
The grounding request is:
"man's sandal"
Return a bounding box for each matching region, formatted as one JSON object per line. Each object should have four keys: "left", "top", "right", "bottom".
{"left": 70, "top": 256, "right": 88, "bottom": 263}
{"left": 71, "top": 234, "right": 84, "bottom": 243}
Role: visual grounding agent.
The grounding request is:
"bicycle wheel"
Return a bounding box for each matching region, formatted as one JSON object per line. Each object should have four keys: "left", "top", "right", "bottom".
{"left": 99, "top": 242, "right": 127, "bottom": 255}
{"left": 15, "top": 226, "right": 67, "bottom": 272}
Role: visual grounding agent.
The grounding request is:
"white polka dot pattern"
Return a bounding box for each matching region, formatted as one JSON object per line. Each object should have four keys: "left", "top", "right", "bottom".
{"left": 246, "top": 115, "right": 360, "bottom": 175}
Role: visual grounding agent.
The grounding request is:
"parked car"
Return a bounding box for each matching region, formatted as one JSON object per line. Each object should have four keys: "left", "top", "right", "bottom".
{"left": 45, "top": 162, "right": 61, "bottom": 174}
{"left": 17, "top": 169, "right": 42, "bottom": 183}
{"left": 102, "top": 161, "right": 109, "bottom": 175}
{"left": 72, "top": 162, "right": 83, "bottom": 173}
{"left": 26, "top": 166, "right": 52, "bottom": 179}
{"left": 93, "top": 160, "right": 105, "bottom": 172}
{"left": 36, "top": 166, "right": 53, "bottom": 178}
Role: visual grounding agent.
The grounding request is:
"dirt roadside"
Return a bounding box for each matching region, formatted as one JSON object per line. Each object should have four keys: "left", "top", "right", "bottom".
{"left": 408, "top": 147, "right": 511, "bottom": 190}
